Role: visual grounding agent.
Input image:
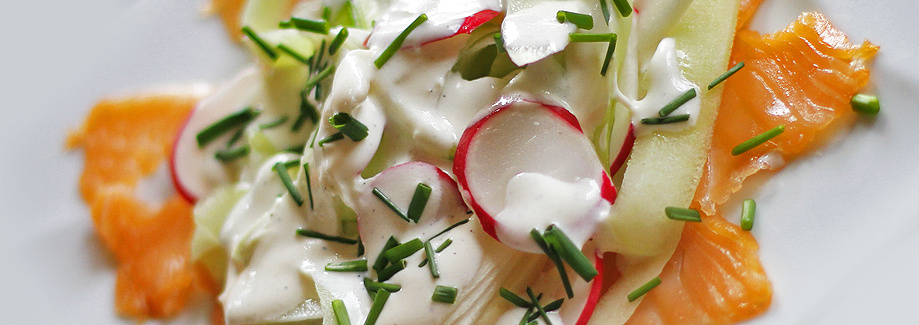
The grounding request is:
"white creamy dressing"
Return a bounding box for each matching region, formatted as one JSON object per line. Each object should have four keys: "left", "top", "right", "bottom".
{"left": 191, "top": 0, "right": 705, "bottom": 323}
{"left": 628, "top": 37, "right": 701, "bottom": 136}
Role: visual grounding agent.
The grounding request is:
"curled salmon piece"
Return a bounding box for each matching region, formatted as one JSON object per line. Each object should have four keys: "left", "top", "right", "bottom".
{"left": 695, "top": 12, "right": 878, "bottom": 215}
{"left": 625, "top": 215, "right": 771, "bottom": 324}
{"left": 68, "top": 90, "right": 218, "bottom": 320}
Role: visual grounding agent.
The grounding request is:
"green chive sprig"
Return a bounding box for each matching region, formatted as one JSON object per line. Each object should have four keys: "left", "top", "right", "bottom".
{"left": 851, "top": 93, "right": 880, "bottom": 114}
{"left": 303, "top": 163, "right": 315, "bottom": 209}
{"left": 372, "top": 236, "right": 400, "bottom": 273}
{"left": 277, "top": 44, "right": 312, "bottom": 65}
{"left": 658, "top": 89, "right": 697, "bottom": 117}
{"left": 325, "top": 259, "right": 368, "bottom": 272}
{"left": 423, "top": 240, "right": 439, "bottom": 278}
{"left": 241, "top": 26, "right": 278, "bottom": 60}
{"left": 708, "top": 61, "right": 745, "bottom": 89}
{"left": 363, "top": 278, "right": 401, "bottom": 294}
{"left": 378, "top": 260, "right": 407, "bottom": 282}
{"left": 318, "top": 132, "right": 345, "bottom": 147}
{"left": 432, "top": 285, "right": 458, "bottom": 304}
{"left": 641, "top": 114, "right": 690, "bottom": 125}
{"left": 500, "top": 288, "right": 531, "bottom": 308}
{"left": 435, "top": 238, "right": 452, "bottom": 252}
{"left": 273, "top": 161, "right": 304, "bottom": 206}
{"left": 427, "top": 218, "right": 471, "bottom": 241}
{"left": 372, "top": 188, "right": 411, "bottom": 222}
{"left": 665, "top": 206, "right": 701, "bottom": 222}
{"left": 407, "top": 183, "right": 432, "bottom": 222}
{"left": 330, "top": 113, "right": 369, "bottom": 141}
{"left": 627, "top": 277, "right": 662, "bottom": 302}
{"left": 569, "top": 33, "right": 616, "bottom": 43}
{"left": 543, "top": 298, "right": 564, "bottom": 312}
{"left": 215, "top": 146, "right": 250, "bottom": 163}
{"left": 305, "top": 64, "right": 336, "bottom": 92}
{"left": 196, "top": 107, "right": 260, "bottom": 147}
{"left": 599, "top": 0, "right": 612, "bottom": 22}
{"left": 494, "top": 33, "right": 505, "bottom": 53}
{"left": 375, "top": 14, "right": 428, "bottom": 68}
{"left": 741, "top": 199, "right": 756, "bottom": 231}
{"left": 383, "top": 238, "right": 423, "bottom": 263}
{"left": 259, "top": 116, "right": 289, "bottom": 130}
{"left": 600, "top": 34, "right": 617, "bottom": 76}
{"left": 557, "top": 11, "right": 594, "bottom": 30}
{"left": 332, "top": 299, "right": 351, "bottom": 325}
{"left": 530, "top": 229, "right": 573, "bottom": 298}
{"left": 364, "top": 289, "right": 391, "bottom": 325}
{"left": 330, "top": 28, "right": 349, "bottom": 55}
{"left": 526, "top": 287, "right": 552, "bottom": 325}
{"left": 612, "top": 0, "right": 632, "bottom": 17}
{"left": 732, "top": 125, "right": 785, "bottom": 156}
{"left": 279, "top": 17, "right": 330, "bottom": 34}
{"left": 296, "top": 229, "right": 357, "bottom": 244}
{"left": 543, "top": 225, "right": 598, "bottom": 282}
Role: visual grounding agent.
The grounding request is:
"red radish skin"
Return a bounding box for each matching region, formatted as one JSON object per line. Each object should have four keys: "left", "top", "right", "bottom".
{"left": 364, "top": 10, "right": 501, "bottom": 48}
{"left": 454, "top": 100, "right": 617, "bottom": 244}
{"left": 576, "top": 252, "right": 605, "bottom": 325}
{"left": 170, "top": 113, "right": 198, "bottom": 203}
{"left": 609, "top": 124, "right": 636, "bottom": 176}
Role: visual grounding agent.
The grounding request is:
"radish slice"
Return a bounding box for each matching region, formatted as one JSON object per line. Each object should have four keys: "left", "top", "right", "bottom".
{"left": 171, "top": 68, "right": 262, "bottom": 202}
{"left": 609, "top": 123, "right": 636, "bottom": 176}
{"left": 364, "top": 0, "right": 501, "bottom": 50}
{"left": 454, "top": 100, "right": 615, "bottom": 254}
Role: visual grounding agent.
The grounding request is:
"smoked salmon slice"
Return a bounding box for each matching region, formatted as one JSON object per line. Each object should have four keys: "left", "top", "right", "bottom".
{"left": 68, "top": 91, "right": 217, "bottom": 319}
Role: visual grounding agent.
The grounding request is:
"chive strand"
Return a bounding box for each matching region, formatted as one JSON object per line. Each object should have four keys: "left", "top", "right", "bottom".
{"left": 377, "top": 260, "right": 407, "bottom": 282}
{"left": 599, "top": 0, "right": 612, "bottom": 23}
{"left": 435, "top": 238, "right": 453, "bottom": 253}
{"left": 318, "top": 132, "right": 345, "bottom": 147}
{"left": 851, "top": 93, "right": 880, "bottom": 114}
{"left": 241, "top": 26, "right": 278, "bottom": 60}
{"left": 332, "top": 299, "right": 351, "bottom": 325}
{"left": 303, "top": 163, "right": 315, "bottom": 209}
{"left": 612, "top": 0, "right": 632, "bottom": 17}
{"left": 556, "top": 11, "right": 594, "bottom": 30}
{"left": 423, "top": 240, "right": 439, "bottom": 278}
{"left": 600, "top": 34, "right": 617, "bottom": 76}
{"left": 499, "top": 288, "right": 531, "bottom": 308}
{"left": 375, "top": 14, "right": 428, "bottom": 68}
{"left": 627, "top": 277, "right": 662, "bottom": 302}
{"left": 363, "top": 278, "right": 401, "bottom": 293}
{"left": 530, "top": 229, "right": 574, "bottom": 298}
{"left": 658, "top": 88, "right": 697, "bottom": 117}
{"left": 273, "top": 162, "right": 304, "bottom": 206}
{"left": 640, "top": 114, "right": 690, "bottom": 125}
{"left": 329, "top": 112, "right": 369, "bottom": 141}
{"left": 431, "top": 285, "right": 458, "bottom": 304}
{"left": 526, "top": 287, "right": 552, "bottom": 325}
{"left": 371, "top": 187, "right": 411, "bottom": 222}
{"left": 543, "top": 225, "right": 598, "bottom": 282}
{"left": 741, "top": 199, "right": 756, "bottom": 231}
{"left": 569, "top": 33, "right": 616, "bottom": 43}
{"left": 314, "top": 40, "right": 327, "bottom": 72}
{"left": 259, "top": 116, "right": 289, "bottom": 130}
{"left": 357, "top": 237, "right": 365, "bottom": 257}
{"left": 544, "top": 298, "right": 564, "bottom": 312}
{"left": 196, "top": 107, "right": 260, "bottom": 147}
{"left": 708, "top": 61, "right": 745, "bottom": 89}
{"left": 296, "top": 229, "right": 356, "bottom": 244}
{"left": 329, "top": 28, "right": 349, "bottom": 55}
{"left": 279, "top": 17, "right": 330, "bottom": 34}
{"left": 364, "top": 289, "right": 391, "bottom": 325}
{"left": 276, "top": 44, "right": 312, "bottom": 65}
{"left": 664, "top": 206, "right": 702, "bottom": 222}
{"left": 494, "top": 33, "right": 506, "bottom": 53}
{"left": 383, "top": 238, "right": 423, "bottom": 263}
{"left": 215, "top": 146, "right": 249, "bottom": 163}
{"left": 731, "top": 125, "right": 785, "bottom": 155}
{"left": 305, "top": 64, "right": 336, "bottom": 93}
{"left": 325, "top": 259, "right": 368, "bottom": 272}
{"left": 406, "top": 183, "right": 432, "bottom": 222}
{"left": 427, "top": 218, "right": 470, "bottom": 241}
{"left": 372, "top": 236, "right": 400, "bottom": 273}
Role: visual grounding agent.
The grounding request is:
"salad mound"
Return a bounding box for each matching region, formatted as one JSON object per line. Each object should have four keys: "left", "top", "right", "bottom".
{"left": 69, "top": 0, "right": 878, "bottom": 324}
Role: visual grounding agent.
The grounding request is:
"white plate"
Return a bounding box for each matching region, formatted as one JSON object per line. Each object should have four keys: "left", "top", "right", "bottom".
{"left": 2, "top": 0, "right": 916, "bottom": 323}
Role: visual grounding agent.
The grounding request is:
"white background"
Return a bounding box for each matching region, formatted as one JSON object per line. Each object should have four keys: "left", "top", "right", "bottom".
{"left": 1, "top": 0, "right": 917, "bottom": 324}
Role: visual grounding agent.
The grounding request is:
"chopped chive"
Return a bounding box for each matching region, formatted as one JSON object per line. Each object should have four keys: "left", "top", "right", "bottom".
{"left": 612, "top": 0, "right": 632, "bottom": 17}
{"left": 241, "top": 26, "right": 278, "bottom": 60}
{"left": 279, "top": 17, "right": 330, "bottom": 34}
{"left": 599, "top": 0, "right": 612, "bottom": 23}
{"left": 332, "top": 299, "right": 351, "bottom": 325}
{"left": 226, "top": 128, "right": 245, "bottom": 147}
{"left": 196, "top": 107, "right": 260, "bottom": 147}
{"left": 322, "top": 7, "right": 332, "bottom": 21}
{"left": 277, "top": 44, "right": 312, "bottom": 65}
{"left": 658, "top": 89, "right": 697, "bottom": 117}
{"left": 364, "top": 289, "right": 391, "bottom": 325}
{"left": 569, "top": 33, "right": 616, "bottom": 42}
{"left": 303, "top": 163, "right": 315, "bottom": 209}
{"left": 330, "top": 112, "right": 369, "bottom": 141}
{"left": 377, "top": 259, "right": 407, "bottom": 282}
{"left": 640, "top": 114, "right": 690, "bottom": 125}
{"left": 215, "top": 146, "right": 249, "bottom": 163}
{"left": 406, "top": 183, "right": 432, "bottom": 222}
{"left": 325, "top": 259, "right": 368, "bottom": 272}
{"left": 314, "top": 40, "right": 327, "bottom": 72}
{"left": 372, "top": 236, "right": 400, "bottom": 273}
{"left": 292, "top": 92, "right": 320, "bottom": 131}
{"left": 708, "top": 61, "right": 745, "bottom": 89}
{"left": 259, "top": 116, "right": 289, "bottom": 130}
{"left": 664, "top": 206, "right": 701, "bottom": 222}
{"left": 520, "top": 307, "right": 535, "bottom": 325}
{"left": 273, "top": 161, "right": 304, "bottom": 206}
{"left": 363, "top": 278, "right": 402, "bottom": 294}
{"left": 544, "top": 298, "right": 564, "bottom": 312}
{"left": 851, "top": 93, "right": 880, "bottom": 114}
{"left": 556, "top": 11, "right": 594, "bottom": 30}
{"left": 371, "top": 187, "right": 411, "bottom": 222}
{"left": 627, "top": 277, "right": 662, "bottom": 302}
{"left": 318, "top": 132, "right": 345, "bottom": 147}
{"left": 741, "top": 199, "right": 756, "bottom": 231}
{"left": 494, "top": 33, "right": 505, "bottom": 53}
{"left": 282, "top": 159, "right": 300, "bottom": 169}
{"left": 305, "top": 64, "right": 336, "bottom": 93}
{"left": 374, "top": 14, "right": 428, "bottom": 68}
{"left": 357, "top": 237, "right": 365, "bottom": 256}
{"left": 423, "top": 241, "right": 440, "bottom": 278}
{"left": 432, "top": 285, "right": 458, "bottom": 304}
{"left": 285, "top": 144, "right": 305, "bottom": 153}
{"left": 526, "top": 287, "right": 552, "bottom": 325}
{"left": 543, "top": 225, "right": 598, "bottom": 282}
{"left": 530, "top": 229, "right": 574, "bottom": 298}
{"left": 296, "top": 229, "right": 357, "bottom": 244}
{"left": 731, "top": 125, "right": 785, "bottom": 156}
{"left": 329, "top": 28, "right": 350, "bottom": 55}
{"left": 600, "top": 34, "right": 617, "bottom": 76}
{"left": 435, "top": 238, "right": 453, "bottom": 253}
{"left": 500, "top": 288, "right": 531, "bottom": 308}
{"left": 427, "top": 218, "right": 470, "bottom": 241}
{"left": 383, "top": 238, "right": 423, "bottom": 263}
